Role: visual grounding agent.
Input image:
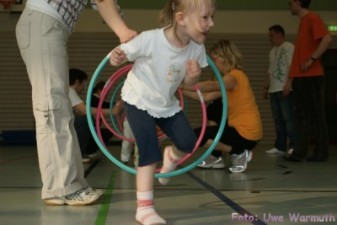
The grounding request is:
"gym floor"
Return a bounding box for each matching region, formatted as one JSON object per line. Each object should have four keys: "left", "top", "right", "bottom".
{"left": 0, "top": 144, "right": 336, "bottom": 225}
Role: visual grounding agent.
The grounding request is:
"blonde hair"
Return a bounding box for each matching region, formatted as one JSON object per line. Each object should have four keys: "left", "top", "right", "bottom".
{"left": 210, "top": 40, "right": 243, "bottom": 71}
{"left": 159, "top": 0, "right": 216, "bottom": 26}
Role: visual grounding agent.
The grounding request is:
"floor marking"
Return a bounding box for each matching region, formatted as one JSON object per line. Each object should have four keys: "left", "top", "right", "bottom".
{"left": 84, "top": 159, "right": 101, "bottom": 178}
{"left": 95, "top": 170, "right": 116, "bottom": 225}
{"left": 187, "top": 171, "right": 268, "bottom": 225}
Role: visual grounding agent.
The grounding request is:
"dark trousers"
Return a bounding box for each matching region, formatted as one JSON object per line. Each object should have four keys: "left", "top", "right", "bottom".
{"left": 124, "top": 102, "right": 196, "bottom": 167}
{"left": 292, "top": 76, "right": 329, "bottom": 159}
{"left": 194, "top": 122, "right": 257, "bottom": 156}
{"left": 74, "top": 115, "right": 112, "bottom": 156}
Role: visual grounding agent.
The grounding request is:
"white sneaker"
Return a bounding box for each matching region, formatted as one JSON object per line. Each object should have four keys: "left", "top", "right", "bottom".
{"left": 84, "top": 186, "right": 104, "bottom": 197}
{"left": 82, "top": 157, "right": 91, "bottom": 163}
{"left": 44, "top": 187, "right": 102, "bottom": 206}
{"left": 287, "top": 148, "right": 294, "bottom": 156}
{"left": 87, "top": 151, "right": 102, "bottom": 160}
{"left": 229, "top": 150, "right": 251, "bottom": 173}
{"left": 265, "top": 148, "right": 285, "bottom": 154}
{"left": 197, "top": 155, "right": 225, "bottom": 169}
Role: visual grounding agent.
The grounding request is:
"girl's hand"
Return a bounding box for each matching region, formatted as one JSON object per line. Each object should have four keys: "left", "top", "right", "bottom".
{"left": 109, "top": 47, "right": 127, "bottom": 66}
{"left": 186, "top": 60, "right": 201, "bottom": 79}
{"left": 184, "top": 60, "right": 201, "bottom": 87}
{"left": 111, "top": 100, "right": 123, "bottom": 115}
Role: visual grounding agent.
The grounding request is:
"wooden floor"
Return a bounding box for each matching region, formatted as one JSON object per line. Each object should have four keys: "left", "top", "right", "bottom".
{"left": 0, "top": 144, "right": 336, "bottom": 225}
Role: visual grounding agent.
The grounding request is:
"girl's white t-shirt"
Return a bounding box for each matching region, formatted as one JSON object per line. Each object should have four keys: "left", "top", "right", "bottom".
{"left": 120, "top": 28, "right": 208, "bottom": 118}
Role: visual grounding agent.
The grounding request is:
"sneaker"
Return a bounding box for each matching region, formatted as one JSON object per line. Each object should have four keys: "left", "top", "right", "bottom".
{"left": 265, "top": 148, "right": 285, "bottom": 154}
{"left": 197, "top": 155, "right": 225, "bottom": 169}
{"left": 82, "top": 157, "right": 91, "bottom": 163}
{"left": 87, "top": 151, "right": 102, "bottom": 160}
{"left": 84, "top": 186, "right": 104, "bottom": 197}
{"left": 287, "top": 148, "right": 294, "bottom": 156}
{"left": 229, "top": 150, "right": 251, "bottom": 173}
{"left": 44, "top": 187, "right": 102, "bottom": 206}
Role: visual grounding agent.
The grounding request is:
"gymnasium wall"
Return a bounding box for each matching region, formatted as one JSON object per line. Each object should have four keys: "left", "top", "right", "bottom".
{"left": 0, "top": 3, "right": 337, "bottom": 145}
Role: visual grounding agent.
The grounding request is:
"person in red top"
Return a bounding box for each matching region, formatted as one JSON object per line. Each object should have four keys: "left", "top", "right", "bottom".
{"left": 283, "top": 0, "right": 333, "bottom": 162}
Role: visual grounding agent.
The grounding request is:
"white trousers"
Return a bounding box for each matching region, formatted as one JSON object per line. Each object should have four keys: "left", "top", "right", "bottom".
{"left": 121, "top": 120, "right": 135, "bottom": 162}
{"left": 16, "top": 8, "right": 88, "bottom": 199}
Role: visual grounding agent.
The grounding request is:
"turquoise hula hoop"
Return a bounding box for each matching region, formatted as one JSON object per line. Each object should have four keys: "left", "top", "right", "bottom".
{"left": 86, "top": 53, "right": 227, "bottom": 178}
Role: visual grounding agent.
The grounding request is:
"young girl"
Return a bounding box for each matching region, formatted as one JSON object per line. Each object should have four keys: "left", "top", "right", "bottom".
{"left": 183, "top": 40, "right": 263, "bottom": 173}
{"left": 110, "top": 0, "right": 216, "bottom": 224}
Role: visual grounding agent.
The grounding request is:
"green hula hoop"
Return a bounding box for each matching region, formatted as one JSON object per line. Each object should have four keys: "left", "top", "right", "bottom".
{"left": 86, "top": 54, "right": 227, "bottom": 178}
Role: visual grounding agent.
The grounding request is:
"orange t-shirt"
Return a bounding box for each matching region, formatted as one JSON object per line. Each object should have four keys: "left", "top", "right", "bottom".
{"left": 227, "top": 69, "right": 263, "bottom": 141}
{"left": 289, "top": 11, "right": 329, "bottom": 78}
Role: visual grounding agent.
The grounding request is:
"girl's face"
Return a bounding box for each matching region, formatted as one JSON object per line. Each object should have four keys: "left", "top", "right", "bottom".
{"left": 183, "top": 3, "right": 215, "bottom": 44}
{"left": 211, "top": 52, "right": 226, "bottom": 74}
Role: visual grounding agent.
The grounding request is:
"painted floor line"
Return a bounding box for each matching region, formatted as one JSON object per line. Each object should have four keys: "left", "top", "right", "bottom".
{"left": 187, "top": 171, "right": 268, "bottom": 225}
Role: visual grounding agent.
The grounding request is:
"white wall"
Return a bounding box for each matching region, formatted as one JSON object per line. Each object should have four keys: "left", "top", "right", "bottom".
{"left": 1, "top": 9, "right": 337, "bottom": 35}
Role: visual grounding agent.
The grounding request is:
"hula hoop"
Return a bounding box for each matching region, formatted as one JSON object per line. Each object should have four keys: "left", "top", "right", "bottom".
{"left": 96, "top": 66, "right": 171, "bottom": 142}
{"left": 98, "top": 65, "right": 186, "bottom": 143}
{"left": 86, "top": 53, "right": 227, "bottom": 178}
{"left": 95, "top": 64, "right": 207, "bottom": 172}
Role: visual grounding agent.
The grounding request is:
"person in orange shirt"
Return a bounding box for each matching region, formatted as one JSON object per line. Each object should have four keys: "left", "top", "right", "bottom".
{"left": 283, "top": 0, "right": 333, "bottom": 162}
{"left": 183, "top": 40, "right": 263, "bottom": 173}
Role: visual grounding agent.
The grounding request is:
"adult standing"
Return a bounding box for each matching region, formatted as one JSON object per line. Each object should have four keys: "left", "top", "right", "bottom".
{"left": 15, "top": 0, "right": 137, "bottom": 205}
{"left": 263, "top": 24, "right": 296, "bottom": 155}
{"left": 284, "top": 0, "right": 332, "bottom": 162}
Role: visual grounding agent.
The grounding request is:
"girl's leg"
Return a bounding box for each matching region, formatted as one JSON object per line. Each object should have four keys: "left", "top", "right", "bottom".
{"left": 136, "top": 164, "right": 166, "bottom": 225}
{"left": 156, "top": 111, "right": 196, "bottom": 185}
{"left": 158, "top": 145, "right": 185, "bottom": 185}
{"left": 123, "top": 103, "right": 166, "bottom": 225}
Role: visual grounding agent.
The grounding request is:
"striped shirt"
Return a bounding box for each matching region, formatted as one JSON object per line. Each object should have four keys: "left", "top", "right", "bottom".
{"left": 45, "top": 0, "right": 87, "bottom": 32}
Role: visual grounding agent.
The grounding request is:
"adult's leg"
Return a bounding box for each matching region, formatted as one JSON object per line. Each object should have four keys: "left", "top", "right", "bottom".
{"left": 278, "top": 91, "right": 296, "bottom": 150}
{"left": 74, "top": 115, "right": 91, "bottom": 156}
{"left": 306, "top": 77, "right": 329, "bottom": 160}
{"left": 270, "top": 92, "right": 287, "bottom": 151}
{"left": 194, "top": 126, "right": 222, "bottom": 157}
{"left": 16, "top": 9, "right": 87, "bottom": 199}
{"left": 290, "top": 78, "right": 312, "bottom": 160}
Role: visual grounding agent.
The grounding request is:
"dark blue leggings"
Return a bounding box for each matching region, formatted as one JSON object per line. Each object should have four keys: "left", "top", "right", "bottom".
{"left": 124, "top": 102, "right": 197, "bottom": 166}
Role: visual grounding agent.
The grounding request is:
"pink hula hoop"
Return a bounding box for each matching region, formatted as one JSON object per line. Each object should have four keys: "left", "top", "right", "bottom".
{"left": 94, "top": 64, "right": 207, "bottom": 170}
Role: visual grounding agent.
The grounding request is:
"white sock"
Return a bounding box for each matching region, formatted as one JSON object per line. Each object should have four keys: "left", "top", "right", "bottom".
{"left": 135, "top": 191, "right": 166, "bottom": 225}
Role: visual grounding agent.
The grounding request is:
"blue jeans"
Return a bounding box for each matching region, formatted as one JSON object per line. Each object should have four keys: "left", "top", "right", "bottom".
{"left": 269, "top": 91, "right": 296, "bottom": 151}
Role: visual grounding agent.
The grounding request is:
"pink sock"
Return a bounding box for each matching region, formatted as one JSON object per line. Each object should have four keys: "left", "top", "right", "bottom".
{"left": 135, "top": 191, "right": 166, "bottom": 225}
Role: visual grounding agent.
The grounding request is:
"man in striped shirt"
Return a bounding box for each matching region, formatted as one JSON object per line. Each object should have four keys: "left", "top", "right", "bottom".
{"left": 15, "top": 0, "right": 137, "bottom": 206}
